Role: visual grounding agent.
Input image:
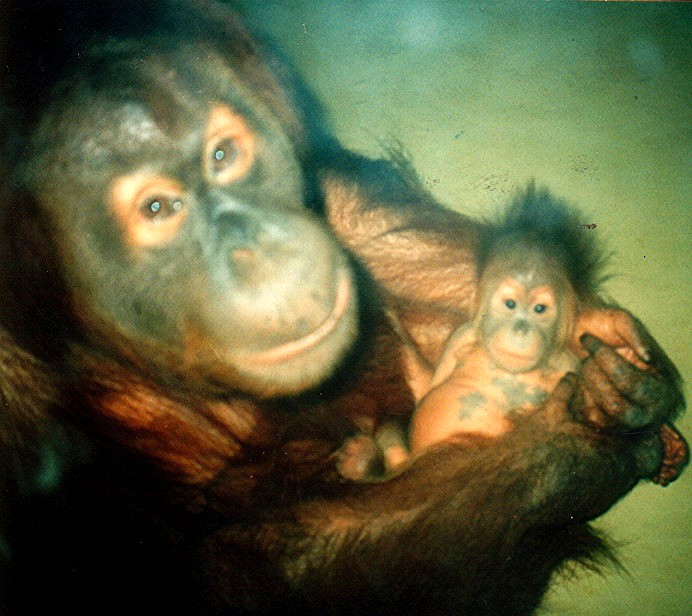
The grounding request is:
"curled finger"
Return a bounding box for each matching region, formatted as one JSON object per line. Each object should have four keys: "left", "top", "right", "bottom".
{"left": 574, "top": 308, "right": 650, "bottom": 365}
{"left": 569, "top": 376, "right": 613, "bottom": 430}
{"left": 579, "top": 356, "right": 638, "bottom": 431}
{"left": 580, "top": 334, "right": 677, "bottom": 430}
{"left": 543, "top": 372, "right": 578, "bottom": 427}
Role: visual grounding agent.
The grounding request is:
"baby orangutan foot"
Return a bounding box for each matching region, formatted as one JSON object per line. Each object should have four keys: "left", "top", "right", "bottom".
{"left": 336, "top": 434, "right": 385, "bottom": 481}
{"left": 653, "top": 424, "right": 689, "bottom": 486}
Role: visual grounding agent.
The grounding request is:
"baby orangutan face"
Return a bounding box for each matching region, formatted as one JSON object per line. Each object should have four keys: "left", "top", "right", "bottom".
{"left": 478, "top": 247, "right": 574, "bottom": 374}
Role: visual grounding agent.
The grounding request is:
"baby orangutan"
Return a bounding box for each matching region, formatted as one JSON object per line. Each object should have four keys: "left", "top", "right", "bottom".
{"left": 338, "top": 187, "right": 685, "bottom": 484}
{"left": 409, "top": 241, "right": 647, "bottom": 450}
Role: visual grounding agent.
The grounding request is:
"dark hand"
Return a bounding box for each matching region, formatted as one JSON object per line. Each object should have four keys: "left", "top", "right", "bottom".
{"left": 572, "top": 330, "right": 683, "bottom": 432}
{"left": 569, "top": 327, "right": 686, "bottom": 484}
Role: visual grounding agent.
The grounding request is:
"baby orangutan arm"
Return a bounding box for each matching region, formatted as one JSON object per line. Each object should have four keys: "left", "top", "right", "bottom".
{"left": 572, "top": 308, "right": 650, "bottom": 370}
{"left": 428, "top": 325, "right": 478, "bottom": 390}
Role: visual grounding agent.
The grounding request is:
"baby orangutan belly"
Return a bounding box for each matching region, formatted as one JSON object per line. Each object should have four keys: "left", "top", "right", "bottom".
{"left": 409, "top": 345, "right": 575, "bottom": 451}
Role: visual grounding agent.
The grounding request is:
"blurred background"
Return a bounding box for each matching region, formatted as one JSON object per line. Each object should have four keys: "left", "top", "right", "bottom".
{"left": 235, "top": 2, "right": 690, "bottom": 614}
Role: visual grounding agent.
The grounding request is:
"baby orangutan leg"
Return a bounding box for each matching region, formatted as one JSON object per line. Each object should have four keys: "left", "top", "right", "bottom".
{"left": 375, "top": 420, "right": 411, "bottom": 472}
{"left": 654, "top": 424, "right": 689, "bottom": 486}
{"left": 335, "top": 434, "right": 385, "bottom": 481}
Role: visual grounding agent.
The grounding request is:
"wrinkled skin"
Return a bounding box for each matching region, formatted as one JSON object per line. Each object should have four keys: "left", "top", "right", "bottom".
{"left": 0, "top": 2, "right": 686, "bottom": 615}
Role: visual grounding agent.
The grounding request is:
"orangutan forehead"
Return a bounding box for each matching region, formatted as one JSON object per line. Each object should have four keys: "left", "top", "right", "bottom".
{"left": 483, "top": 244, "right": 567, "bottom": 288}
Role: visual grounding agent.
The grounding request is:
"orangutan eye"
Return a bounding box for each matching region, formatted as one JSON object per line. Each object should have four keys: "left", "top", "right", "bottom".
{"left": 210, "top": 138, "right": 240, "bottom": 172}
{"left": 140, "top": 195, "right": 185, "bottom": 220}
{"left": 203, "top": 105, "right": 256, "bottom": 185}
{"left": 110, "top": 172, "right": 189, "bottom": 248}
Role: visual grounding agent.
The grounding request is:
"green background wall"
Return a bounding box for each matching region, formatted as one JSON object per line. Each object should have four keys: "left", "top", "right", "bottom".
{"left": 237, "top": 2, "right": 691, "bottom": 614}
